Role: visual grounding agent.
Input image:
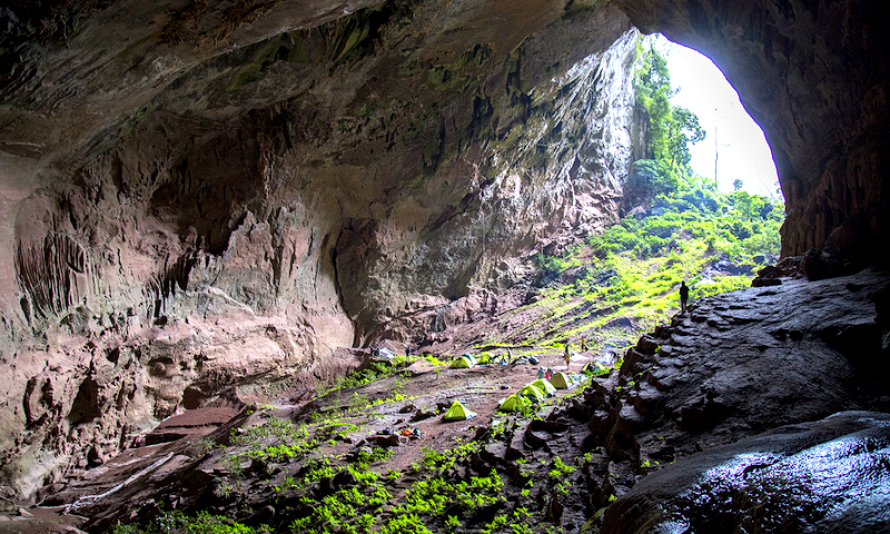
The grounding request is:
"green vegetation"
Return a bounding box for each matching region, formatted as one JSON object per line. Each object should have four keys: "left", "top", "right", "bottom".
{"left": 117, "top": 402, "right": 595, "bottom": 534}
{"left": 112, "top": 510, "right": 269, "bottom": 534}
{"left": 509, "top": 40, "right": 784, "bottom": 351}
{"left": 627, "top": 41, "right": 705, "bottom": 202}
{"left": 317, "top": 357, "right": 414, "bottom": 398}
{"left": 108, "top": 35, "right": 782, "bottom": 534}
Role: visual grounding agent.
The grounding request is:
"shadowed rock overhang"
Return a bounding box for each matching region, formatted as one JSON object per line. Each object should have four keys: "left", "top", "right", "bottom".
{"left": 0, "top": 0, "right": 887, "bottom": 497}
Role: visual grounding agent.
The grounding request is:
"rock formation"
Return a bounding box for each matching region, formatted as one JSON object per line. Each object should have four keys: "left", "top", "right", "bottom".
{"left": 588, "top": 268, "right": 890, "bottom": 474}
{"left": 0, "top": 0, "right": 888, "bottom": 503}
{"left": 0, "top": 0, "right": 638, "bottom": 494}
{"left": 11, "top": 253, "right": 888, "bottom": 534}
{"left": 579, "top": 268, "right": 890, "bottom": 533}
{"left": 602, "top": 411, "right": 890, "bottom": 534}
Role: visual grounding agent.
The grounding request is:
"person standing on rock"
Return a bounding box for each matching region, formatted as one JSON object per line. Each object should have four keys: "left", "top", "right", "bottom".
{"left": 679, "top": 281, "right": 690, "bottom": 314}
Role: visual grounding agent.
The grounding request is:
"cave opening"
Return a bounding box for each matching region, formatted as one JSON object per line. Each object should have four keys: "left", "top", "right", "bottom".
{"left": 2, "top": 2, "right": 889, "bottom": 530}
{"left": 654, "top": 35, "right": 781, "bottom": 201}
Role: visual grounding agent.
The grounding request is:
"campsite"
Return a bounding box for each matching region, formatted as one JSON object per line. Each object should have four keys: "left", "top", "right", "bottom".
{"left": 59, "top": 341, "right": 617, "bottom": 534}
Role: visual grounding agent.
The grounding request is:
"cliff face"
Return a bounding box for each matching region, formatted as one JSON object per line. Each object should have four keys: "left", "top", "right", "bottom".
{"left": 0, "top": 0, "right": 637, "bottom": 493}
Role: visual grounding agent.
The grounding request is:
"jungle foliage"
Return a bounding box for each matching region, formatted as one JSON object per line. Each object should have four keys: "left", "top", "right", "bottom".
{"left": 627, "top": 42, "right": 705, "bottom": 202}
{"left": 519, "top": 41, "right": 784, "bottom": 350}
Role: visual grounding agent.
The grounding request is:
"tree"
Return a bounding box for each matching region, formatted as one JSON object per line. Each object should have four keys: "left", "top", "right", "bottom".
{"left": 733, "top": 178, "right": 744, "bottom": 191}
{"left": 666, "top": 107, "right": 705, "bottom": 167}
{"left": 631, "top": 42, "right": 706, "bottom": 200}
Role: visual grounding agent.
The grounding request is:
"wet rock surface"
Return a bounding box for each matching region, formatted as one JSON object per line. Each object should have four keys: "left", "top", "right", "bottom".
{"left": 1, "top": 268, "right": 886, "bottom": 533}
{"left": 589, "top": 268, "right": 890, "bottom": 472}
{"left": 576, "top": 267, "right": 890, "bottom": 532}
{"left": 1, "top": 0, "right": 889, "bottom": 519}
{"left": 601, "top": 411, "right": 890, "bottom": 534}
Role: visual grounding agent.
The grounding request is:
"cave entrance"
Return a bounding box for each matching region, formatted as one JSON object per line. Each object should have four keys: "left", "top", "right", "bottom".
{"left": 654, "top": 35, "right": 780, "bottom": 201}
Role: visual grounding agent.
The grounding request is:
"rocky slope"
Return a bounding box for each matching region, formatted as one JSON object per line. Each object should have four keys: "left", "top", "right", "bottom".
{"left": 3, "top": 266, "right": 887, "bottom": 533}
{"left": 0, "top": 0, "right": 638, "bottom": 495}
{"left": 1, "top": 0, "right": 889, "bottom": 502}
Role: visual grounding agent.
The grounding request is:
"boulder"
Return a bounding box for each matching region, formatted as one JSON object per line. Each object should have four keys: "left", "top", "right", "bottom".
{"left": 602, "top": 411, "right": 890, "bottom": 534}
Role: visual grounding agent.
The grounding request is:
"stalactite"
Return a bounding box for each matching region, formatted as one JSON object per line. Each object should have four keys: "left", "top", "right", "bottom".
{"left": 147, "top": 251, "right": 199, "bottom": 319}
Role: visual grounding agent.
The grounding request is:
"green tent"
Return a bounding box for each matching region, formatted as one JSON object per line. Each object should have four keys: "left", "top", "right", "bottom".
{"left": 477, "top": 352, "right": 493, "bottom": 365}
{"left": 498, "top": 393, "right": 530, "bottom": 412}
{"left": 549, "top": 372, "right": 575, "bottom": 389}
{"left": 450, "top": 355, "right": 474, "bottom": 369}
{"left": 519, "top": 384, "right": 546, "bottom": 403}
{"left": 443, "top": 401, "right": 477, "bottom": 421}
{"left": 530, "top": 379, "right": 558, "bottom": 397}
{"left": 581, "top": 362, "right": 608, "bottom": 376}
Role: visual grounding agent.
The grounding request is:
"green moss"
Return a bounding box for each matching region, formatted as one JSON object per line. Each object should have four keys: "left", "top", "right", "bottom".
{"left": 111, "top": 510, "right": 268, "bottom": 534}
{"left": 424, "top": 44, "right": 493, "bottom": 92}
{"left": 398, "top": 57, "right": 421, "bottom": 76}
{"left": 287, "top": 34, "right": 310, "bottom": 63}
{"left": 226, "top": 35, "right": 286, "bottom": 92}
{"left": 333, "top": 24, "right": 371, "bottom": 63}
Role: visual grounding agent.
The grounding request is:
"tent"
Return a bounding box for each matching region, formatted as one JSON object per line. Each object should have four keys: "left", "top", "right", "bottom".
{"left": 581, "top": 362, "right": 608, "bottom": 376}
{"left": 477, "top": 352, "right": 493, "bottom": 365}
{"left": 442, "top": 401, "right": 477, "bottom": 421}
{"left": 498, "top": 393, "right": 531, "bottom": 413}
{"left": 450, "top": 355, "right": 474, "bottom": 369}
{"left": 549, "top": 372, "right": 576, "bottom": 389}
{"left": 518, "top": 384, "right": 546, "bottom": 403}
{"left": 530, "top": 379, "right": 558, "bottom": 397}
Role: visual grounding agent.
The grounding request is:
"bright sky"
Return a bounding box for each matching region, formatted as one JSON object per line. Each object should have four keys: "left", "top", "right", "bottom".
{"left": 655, "top": 35, "right": 780, "bottom": 200}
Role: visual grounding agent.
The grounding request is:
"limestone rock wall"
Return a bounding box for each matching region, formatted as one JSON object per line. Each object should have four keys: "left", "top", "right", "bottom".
{"left": 0, "top": 0, "right": 636, "bottom": 495}
{"left": 3, "top": 0, "right": 887, "bottom": 500}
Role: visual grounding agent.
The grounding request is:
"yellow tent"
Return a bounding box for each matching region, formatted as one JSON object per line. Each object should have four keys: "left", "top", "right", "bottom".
{"left": 498, "top": 393, "right": 531, "bottom": 412}
{"left": 530, "top": 379, "right": 557, "bottom": 397}
{"left": 549, "top": 372, "right": 576, "bottom": 389}
{"left": 443, "top": 401, "right": 477, "bottom": 421}
{"left": 450, "top": 355, "right": 474, "bottom": 369}
{"left": 519, "top": 384, "right": 546, "bottom": 403}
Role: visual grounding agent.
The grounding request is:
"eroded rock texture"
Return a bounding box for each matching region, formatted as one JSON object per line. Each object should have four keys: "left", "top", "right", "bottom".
{"left": 1, "top": 0, "right": 888, "bottom": 501}
{"left": 579, "top": 268, "right": 890, "bottom": 533}
{"left": 583, "top": 268, "right": 890, "bottom": 504}
{"left": 602, "top": 411, "right": 890, "bottom": 534}
{"left": 0, "top": 0, "right": 637, "bottom": 494}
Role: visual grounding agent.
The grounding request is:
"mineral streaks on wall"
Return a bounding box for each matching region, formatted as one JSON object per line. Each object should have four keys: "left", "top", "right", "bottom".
{"left": 0, "top": 0, "right": 640, "bottom": 496}
{"left": 15, "top": 233, "right": 95, "bottom": 323}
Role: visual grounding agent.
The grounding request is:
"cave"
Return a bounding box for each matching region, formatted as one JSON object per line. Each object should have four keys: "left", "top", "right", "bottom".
{"left": 0, "top": 0, "right": 888, "bottom": 531}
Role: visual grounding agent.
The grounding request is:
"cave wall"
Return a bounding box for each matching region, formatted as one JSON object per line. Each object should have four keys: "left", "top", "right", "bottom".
{"left": 2, "top": 0, "right": 887, "bottom": 498}
{"left": 612, "top": 0, "right": 890, "bottom": 263}
{"left": 0, "top": 0, "right": 637, "bottom": 494}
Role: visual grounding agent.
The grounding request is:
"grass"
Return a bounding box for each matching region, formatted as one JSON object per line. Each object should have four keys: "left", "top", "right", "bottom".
{"left": 112, "top": 174, "right": 781, "bottom": 534}
{"left": 489, "top": 174, "right": 782, "bottom": 352}
{"left": 117, "top": 369, "right": 617, "bottom": 534}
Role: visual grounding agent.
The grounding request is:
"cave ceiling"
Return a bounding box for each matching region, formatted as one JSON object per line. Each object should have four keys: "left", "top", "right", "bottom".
{"left": 0, "top": 0, "right": 888, "bottom": 499}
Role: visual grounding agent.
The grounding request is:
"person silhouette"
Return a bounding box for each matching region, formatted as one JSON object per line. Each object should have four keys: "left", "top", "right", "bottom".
{"left": 679, "top": 280, "right": 689, "bottom": 314}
